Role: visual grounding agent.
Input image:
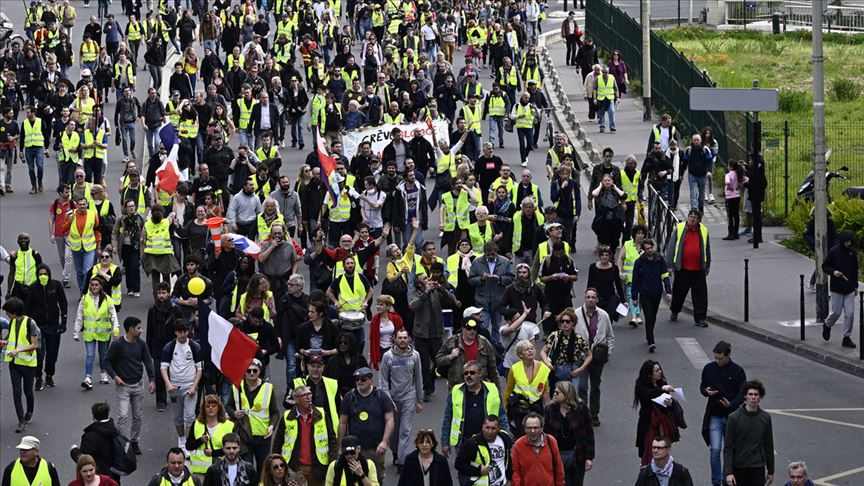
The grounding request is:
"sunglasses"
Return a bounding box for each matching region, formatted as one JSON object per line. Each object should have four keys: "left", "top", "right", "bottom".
{"left": 101, "top": 254, "right": 111, "bottom": 259}
{"left": 463, "top": 371, "right": 478, "bottom": 376}
{"left": 559, "top": 319, "right": 572, "bottom": 323}
{"left": 355, "top": 376, "right": 370, "bottom": 382}
{"left": 246, "top": 368, "right": 260, "bottom": 374}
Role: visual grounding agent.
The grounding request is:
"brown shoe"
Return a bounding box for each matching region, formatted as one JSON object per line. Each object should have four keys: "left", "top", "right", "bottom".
{"left": 38, "top": 183, "right": 43, "bottom": 192}
{"left": 29, "top": 185, "right": 37, "bottom": 194}
{"left": 5, "top": 185, "right": 13, "bottom": 193}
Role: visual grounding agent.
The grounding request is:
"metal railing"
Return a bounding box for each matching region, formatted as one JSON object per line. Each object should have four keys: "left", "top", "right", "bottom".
{"left": 646, "top": 185, "right": 680, "bottom": 254}
{"left": 725, "top": 0, "right": 864, "bottom": 32}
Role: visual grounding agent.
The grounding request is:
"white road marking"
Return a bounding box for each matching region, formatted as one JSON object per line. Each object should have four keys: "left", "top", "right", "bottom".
{"left": 676, "top": 337, "right": 710, "bottom": 369}
{"left": 813, "top": 465, "right": 864, "bottom": 486}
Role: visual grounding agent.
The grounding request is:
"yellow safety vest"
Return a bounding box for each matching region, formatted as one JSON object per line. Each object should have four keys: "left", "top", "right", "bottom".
{"left": 122, "top": 186, "right": 147, "bottom": 215}
{"left": 328, "top": 192, "right": 352, "bottom": 223}
{"left": 227, "top": 53, "right": 245, "bottom": 70}
{"left": 499, "top": 66, "right": 519, "bottom": 87}
{"left": 463, "top": 105, "right": 482, "bottom": 134}
{"left": 82, "top": 293, "right": 113, "bottom": 342}
{"left": 446, "top": 253, "right": 467, "bottom": 287}
{"left": 490, "top": 177, "right": 515, "bottom": 198}
{"left": 387, "top": 18, "right": 402, "bottom": 35}
{"left": 371, "top": 11, "right": 385, "bottom": 27}
{"left": 280, "top": 407, "right": 330, "bottom": 465}
{"left": 333, "top": 254, "right": 360, "bottom": 280}
{"left": 449, "top": 382, "right": 500, "bottom": 445}
{"left": 76, "top": 98, "right": 96, "bottom": 127}
{"left": 463, "top": 83, "right": 483, "bottom": 100}
{"left": 487, "top": 94, "right": 506, "bottom": 117}
{"left": 179, "top": 117, "right": 198, "bottom": 139}
{"left": 23, "top": 118, "right": 44, "bottom": 148}
{"left": 98, "top": 261, "right": 123, "bottom": 306}
{"left": 652, "top": 125, "right": 677, "bottom": 148}
{"left": 621, "top": 239, "right": 642, "bottom": 283}
{"left": 620, "top": 169, "right": 640, "bottom": 203}
{"left": 436, "top": 152, "right": 457, "bottom": 179}
{"left": 441, "top": 190, "right": 469, "bottom": 231}
{"left": 237, "top": 290, "right": 274, "bottom": 322}
{"left": 189, "top": 420, "right": 235, "bottom": 474}
{"left": 547, "top": 146, "right": 573, "bottom": 170}
{"left": 293, "top": 376, "right": 340, "bottom": 432}
{"left": 596, "top": 74, "right": 615, "bottom": 101}
{"left": 511, "top": 360, "right": 551, "bottom": 403}
{"left": 514, "top": 104, "right": 534, "bottom": 129}
{"left": 336, "top": 273, "right": 366, "bottom": 311}
{"left": 114, "top": 62, "right": 136, "bottom": 86}
{"left": 537, "top": 239, "right": 570, "bottom": 262}
{"left": 159, "top": 476, "right": 195, "bottom": 486}
{"left": 127, "top": 21, "right": 142, "bottom": 41}
{"left": 510, "top": 183, "right": 540, "bottom": 208}
{"left": 68, "top": 209, "right": 98, "bottom": 251}
{"left": 13, "top": 248, "right": 37, "bottom": 285}
{"left": 83, "top": 129, "right": 106, "bottom": 159}
{"left": 256, "top": 213, "right": 284, "bottom": 242}
{"left": 10, "top": 459, "right": 52, "bottom": 485}
{"left": 5, "top": 317, "right": 37, "bottom": 367}
{"left": 232, "top": 382, "right": 274, "bottom": 437}
{"left": 144, "top": 219, "right": 172, "bottom": 255}
{"left": 522, "top": 66, "right": 541, "bottom": 86}
{"left": 237, "top": 98, "right": 258, "bottom": 130}
{"left": 61, "top": 131, "right": 81, "bottom": 163}
{"left": 468, "top": 446, "right": 492, "bottom": 486}
{"left": 672, "top": 223, "right": 709, "bottom": 266}
{"left": 167, "top": 100, "right": 181, "bottom": 127}
{"left": 81, "top": 40, "right": 98, "bottom": 62}
{"left": 512, "top": 211, "right": 544, "bottom": 253}
{"left": 467, "top": 222, "right": 494, "bottom": 256}
{"left": 383, "top": 112, "right": 404, "bottom": 125}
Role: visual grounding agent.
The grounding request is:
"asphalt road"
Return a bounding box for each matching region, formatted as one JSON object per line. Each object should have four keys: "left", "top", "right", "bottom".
{"left": 1, "top": 3, "right": 863, "bottom": 486}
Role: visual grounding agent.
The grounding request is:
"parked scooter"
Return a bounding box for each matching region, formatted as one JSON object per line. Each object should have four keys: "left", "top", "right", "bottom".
{"left": 0, "top": 13, "right": 26, "bottom": 51}
{"left": 797, "top": 165, "right": 848, "bottom": 202}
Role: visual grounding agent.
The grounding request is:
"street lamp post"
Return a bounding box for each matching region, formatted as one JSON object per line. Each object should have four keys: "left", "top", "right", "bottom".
{"left": 813, "top": 0, "right": 829, "bottom": 322}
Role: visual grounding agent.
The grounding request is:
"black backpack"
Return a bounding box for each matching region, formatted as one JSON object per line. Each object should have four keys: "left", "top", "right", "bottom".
{"left": 109, "top": 432, "right": 137, "bottom": 476}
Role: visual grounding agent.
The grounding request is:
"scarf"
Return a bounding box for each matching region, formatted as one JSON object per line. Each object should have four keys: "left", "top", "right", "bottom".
{"left": 220, "top": 458, "right": 252, "bottom": 486}
{"left": 123, "top": 213, "right": 142, "bottom": 249}
{"left": 513, "top": 275, "right": 533, "bottom": 294}
{"left": 650, "top": 457, "right": 674, "bottom": 486}
{"left": 458, "top": 252, "right": 472, "bottom": 273}
{"left": 332, "top": 455, "right": 369, "bottom": 486}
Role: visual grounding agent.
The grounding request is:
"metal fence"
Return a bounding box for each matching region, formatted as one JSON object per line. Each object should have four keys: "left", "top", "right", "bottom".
{"left": 586, "top": 0, "right": 733, "bottom": 161}
{"left": 647, "top": 185, "right": 679, "bottom": 254}
{"left": 725, "top": 0, "right": 864, "bottom": 32}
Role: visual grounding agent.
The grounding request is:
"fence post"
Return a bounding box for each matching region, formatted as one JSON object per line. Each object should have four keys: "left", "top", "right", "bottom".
{"left": 784, "top": 120, "right": 790, "bottom": 218}
{"left": 744, "top": 259, "right": 750, "bottom": 322}
{"left": 800, "top": 274, "right": 806, "bottom": 340}
{"left": 859, "top": 292, "right": 863, "bottom": 360}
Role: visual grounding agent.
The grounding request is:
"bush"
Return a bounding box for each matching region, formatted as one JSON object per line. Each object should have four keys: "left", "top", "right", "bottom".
{"left": 779, "top": 90, "right": 812, "bottom": 113}
{"left": 830, "top": 78, "right": 863, "bottom": 102}
{"left": 786, "top": 199, "right": 813, "bottom": 237}
{"left": 783, "top": 196, "right": 864, "bottom": 279}
{"left": 829, "top": 195, "right": 864, "bottom": 246}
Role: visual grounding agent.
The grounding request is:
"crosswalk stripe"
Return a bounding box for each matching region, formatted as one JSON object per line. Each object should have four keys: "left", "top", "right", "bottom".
{"left": 675, "top": 337, "right": 711, "bottom": 369}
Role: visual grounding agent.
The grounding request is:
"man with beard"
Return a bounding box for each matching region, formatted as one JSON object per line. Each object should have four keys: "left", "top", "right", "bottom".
{"left": 226, "top": 178, "right": 264, "bottom": 240}
{"left": 269, "top": 176, "right": 302, "bottom": 237}
{"left": 500, "top": 263, "right": 550, "bottom": 326}
{"left": 379, "top": 329, "right": 424, "bottom": 472}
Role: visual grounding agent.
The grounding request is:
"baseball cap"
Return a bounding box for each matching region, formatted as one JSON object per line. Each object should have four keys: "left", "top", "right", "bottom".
{"left": 306, "top": 354, "right": 324, "bottom": 365}
{"left": 172, "top": 90, "right": 181, "bottom": 97}
{"left": 16, "top": 436, "right": 40, "bottom": 450}
{"left": 80, "top": 68, "right": 91, "bottom": 77}
{"left": 545, "top": 222, "right": 563, "bottom": 233}
{"left": 543, "top": 205, "right": 557, "bottom": 214}
{"left": 353, "top": 367, "right": 374, "bottom": 379}
{"left": 463, "top": 306, "right": 483, "bottom": 318}
{"left": 342, "top": 435, "right": 361, "bottom": 452}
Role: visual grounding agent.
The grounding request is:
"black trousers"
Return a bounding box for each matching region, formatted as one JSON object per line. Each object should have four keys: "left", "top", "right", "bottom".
{"left": 9, "top": 363, "right": 35, "bottom": 422}
{"left": 726, "top": 196, "right": 741, "bottom": 237}
{"left": 640, "top": 294, "right": 661, "bottom": 345}
{"left": 413, "top": 336, "right": 442, "bottom": 396}
{"left": 732, "top": 467, "right": 767, "bottom": 486}
{"left": 565, "top": 37, "right": 579, "bottom": 65}
{"left": 577, "top": 361, "right": 605, "bottom": 419}
{"left": 670, "top": 269, "right": 708, "bottom": 321}
{"left": 35, "top": 328, "right": 61, "bottom": 378}
{"left": 622, "top": 201, "right": 636, "bottom": 245}
{"left": 152, "top": 353, "right": 167, "bottom": 406}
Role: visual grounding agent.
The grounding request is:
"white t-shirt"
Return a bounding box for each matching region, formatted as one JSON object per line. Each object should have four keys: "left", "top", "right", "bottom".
{"left": 379, "top": 319, "right": 395, "bottom": 349}
{"left": 360, "top": 190, "right": 386, "bottom": 229}
{"left": 161, "top": 340, "right": 201, "bottom": 387}
{"left": 227, "top": 463, "right": 238, "bottom": 484}
{"left": 421, "top": 24, "right": 438, "bottom": 41}
{"left": 487, "top": 436, "right": 506, "bottom": 486}
{"left": 501, "top": 322, "right": 540, "bottom": 369}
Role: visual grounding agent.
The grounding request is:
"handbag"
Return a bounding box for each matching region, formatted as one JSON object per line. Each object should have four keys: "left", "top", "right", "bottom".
{"left": 504, "top": 116, "right": 513, "bottom": 132}
{"left": 581, "top": 307, "right": 609, "bottom": 363}
{"left": 234, "top": 414, "right": 254, "bottom": 444}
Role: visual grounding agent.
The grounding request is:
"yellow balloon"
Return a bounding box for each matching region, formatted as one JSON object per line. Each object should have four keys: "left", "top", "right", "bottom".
{"left": 188, "top": 277, "right": 206, "bottom": 296}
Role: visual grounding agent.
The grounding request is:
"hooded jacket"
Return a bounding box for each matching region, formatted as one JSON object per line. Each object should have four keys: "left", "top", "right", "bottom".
{"left": 23, "top": 264, "right": 68, "bottom": 332}
{"left": 70, "top": 419, "right": 121, "bottom": 479}
{"left": 821, "top": 230, "right": 859, "bottom": 295}
{"left": 379, "top": 343, "right": 423, "bottom": 402}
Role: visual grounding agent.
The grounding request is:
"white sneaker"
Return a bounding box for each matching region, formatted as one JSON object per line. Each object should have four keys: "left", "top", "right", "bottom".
{"left": 521, "top": 160, "right": 528, "bottom": 167}
{"left": 100, "top": 371, "right": 109, "bottom": 384}
{"left": 707, "top": 194, "right": 716, "bottom": 204}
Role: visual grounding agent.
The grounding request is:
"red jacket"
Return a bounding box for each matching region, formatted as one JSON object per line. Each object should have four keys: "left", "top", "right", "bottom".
{"left": 369, "top": 311, "right": 404, "bottom": 369}
{"left": 68, "top": 475, "right": 119, "bottom": 486}
{"left": 511, "top": 434, "right": 565, "bottom": 486}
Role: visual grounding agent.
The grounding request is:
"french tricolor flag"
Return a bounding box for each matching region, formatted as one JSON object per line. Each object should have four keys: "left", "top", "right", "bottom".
{"left": 228, "top": 233, "right": 262, "bottom": 260}
{"left": 199, "top": 301, "right": 259, "bottom": 387}
{"left": 155, "top": 123, "right": 184, "bottom": 195}
{"left": 316, "top": 127, "right": 339, "bottom": 204}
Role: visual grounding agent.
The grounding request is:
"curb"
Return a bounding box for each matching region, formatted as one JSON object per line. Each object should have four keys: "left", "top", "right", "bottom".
{"left": 682, "top": 304, "right": 864, "bottom": 379}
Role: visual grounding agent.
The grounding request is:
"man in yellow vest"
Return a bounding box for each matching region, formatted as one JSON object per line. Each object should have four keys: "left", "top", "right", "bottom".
{"left": 2, "top": 435, "right": 60, "bottom": 483}
{"left": 19, "top": 106, "right": 47, "bottom": 194}
{"left": 326, "top": 256, "right": 373, "bottom": 351}
{"left": 441, "top": 360, "right": 508, "bottom": 457}
{"left": 545, "top": 133, "right": 574, "bottom": 181}
{"left": 79, "top": 33, "right": 99, "bottom": 72}
{"left": 320, "top": 172, "right": 359, "bottom": 247}
{"left": 511, "top": 92, "right": 536, "bottom": 166}
{"left": 68, "top": 196, "right": 100, "bottom": 294}
{"left": 483, "top": 83, "right": 510, "bottom": 149}
{"left": 439, "top": 179, "right": 470, "bottom": 254}
{"left": 287, "top": 354, "right": 341, "bottom": 433}
{"left": 593, "top": 65, "right": 619, "bottom": 134}
{"left": 466, "top": 206, "right": 500, "bottom": 256}
{"left": 461, "top": 94, "right": 483, "bottom": 156}
{"left": 666, "top": 208, "right": 711, "bottom": 328}
{"left": 81, "top": 117, "right": 107, "bottom": 184}
{"left": 271, "top": 385, "right": 337, "bottom": 485}
{"left": 6, "top": 233, "right": 43, "bottom": 301}
{"left": 233, "top": 84, "right": 259, "bottom": 149}
{"left": 2, "top": 299, "right": 42, "bottom": 434}
{"left": 453, "top": 415, "right": 514, "bottom": 486}
{"left": 620, "top": 154, "right": 641, "bottom": 246}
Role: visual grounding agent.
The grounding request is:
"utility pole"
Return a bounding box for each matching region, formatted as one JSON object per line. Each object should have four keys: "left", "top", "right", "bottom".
{"left": 642, "top": 0, "right": 652, "bottom": 121}
{"left": 813, "top": 0, "right": 829, "bottom": 321}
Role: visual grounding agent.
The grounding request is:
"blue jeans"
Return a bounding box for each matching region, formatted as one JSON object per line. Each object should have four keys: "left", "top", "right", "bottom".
{"left": 145, "top": 128, "right": 160, "bottom": 156}
{"left": 598, "top": 99, "right": 616, "bottom": 130}
{"left": 238, "top": 131, "right": 255, "bottom": 149}
{"left": 290, "top": 118, "right": 304, "bottom": 145}
{"left": 283, "top": 340, "right": 297, "bottom": 385}
{"left": 688, "top": 173, "right": 707, "bottom": 212}
{"left": 203, "top": 39, "right": 216, "bottom": 53}
{"left": 23, "top": 147, "right": 44, "bottom": 187}
{"left": 402, "top": 222, "right": 424, "bottom": 248}
{"left": 624, "top": 282, "right": 641, "bottom": 319}
{"left": 488, "top": 116, "right": 504, "bottom": 146}
{"left": 72, "top": 249, "right": 96, "bottom": 293}
{"left": 481, "top": 310, "right": 502, "bottom": 346}
{"left": 709, "top": 416, "right": 727, "bottom": 486}
{"left": 425, "top": 43, "right": 437, "bottom": 63}
{"left": 121, "top": 122, "right": 136, "bottom": 157}
{"left": 84, "top": 339, "right": 109, "bottom": 377}
{"left": 554, "top": 364, "right": 583, "bottom": 390}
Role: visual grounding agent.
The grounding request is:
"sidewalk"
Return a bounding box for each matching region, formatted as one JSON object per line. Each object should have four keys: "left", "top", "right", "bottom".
{"left": 540, "top": 35, "right": 864, "bottom": 377}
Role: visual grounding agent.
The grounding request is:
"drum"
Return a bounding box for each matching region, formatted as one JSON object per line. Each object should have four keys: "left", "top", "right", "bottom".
{"left": 339, "top": 311, "right": 366, "bottom": 330}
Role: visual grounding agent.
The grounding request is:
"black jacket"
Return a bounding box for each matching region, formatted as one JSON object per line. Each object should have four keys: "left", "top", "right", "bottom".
{"left": 398, "top": 450, "right": 453, "bottom": 486}
{"left": 70, "top": 419, "right": 121, "bottom": 479}
{"left": 408, "top": 135, "right": 436, "bottom": 177}
{"left": 822, "top": 239, "right": 859, "bottom": 295}
{"left": 633, "top": 461, "right": 694, "bottom": 486}
{"left": 249, "top": 102, "right": 282, "bottom": 140}
{"left": 24, "top": 274, "right": 67, "bottom": 332}
{"left": 455, "top": 432, "right": 513, "bottom": 483}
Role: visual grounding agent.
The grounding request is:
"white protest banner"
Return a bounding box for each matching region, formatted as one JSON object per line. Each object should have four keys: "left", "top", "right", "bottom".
{"left": 341, "top": 120, "right": 450, "bottom": 160}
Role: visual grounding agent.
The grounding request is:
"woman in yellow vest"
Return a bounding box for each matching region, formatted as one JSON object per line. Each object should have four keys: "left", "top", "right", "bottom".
{"left": 86, "top": 245, "right": 123, "bottom": 310}
{"left": 186, "top": 394, "right": 235, "bottom": 479}
{"left": 3, "top": 297, "right": 41, "bottom": 433}
{"left": 504, "top": 339, "right": 551, "bottom": 437}
{"left": 235, "top": 273, "right": 276, "bottom": 321}
{"left": 141, "top": 205, "right": 181, "bottom": 294}
{"left": 73, "top": 85, "right": 97, "bottom": 128}
{"left": 616, "top": 224, "right": 648, "bottom": 328}
{"left": 227, "top": 358, "right": 278, "bottom": 472}
{"left": 72, "top": 276, "right": 120, "bottom": 390}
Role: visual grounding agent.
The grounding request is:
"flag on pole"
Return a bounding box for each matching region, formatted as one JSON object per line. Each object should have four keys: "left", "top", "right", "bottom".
{"left": 316, "top": 128, "right": 339, "bottom": 204}
{"left": 155, "top": 123, "right": 183, "bottom": 195}
{"left": 227, "top": 233, "right": 262, "bottom": 259}
{"left": 198, "top": 301, "right": 259, "bottom": 388}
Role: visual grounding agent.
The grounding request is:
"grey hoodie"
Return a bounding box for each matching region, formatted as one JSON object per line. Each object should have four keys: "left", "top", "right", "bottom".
{"left": 378, "top": 344, "right": 424, "bottom": 402}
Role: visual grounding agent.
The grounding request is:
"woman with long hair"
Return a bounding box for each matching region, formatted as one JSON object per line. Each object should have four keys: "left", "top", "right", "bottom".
{"left": 540, "top": 308, "right": 592, "bottom": 391}
{"left": 585, "top": 245, "right": 626, "bottom": 322}
{"left": 68, "top": 454, "right": 119, "bottom": 486}
{"left": 94, "top": 47, "right": 113, "bottom": 102}
{"left": 72, "top": 276, "right": 119, "bottom": 390}
{"left": 112, "top": 198, "right": 145, "bottom": 297}
{"left": 184, "top": 205, "right": 211, "bottom": 264}
{"left": 235, "top": 272, "right": 276, "bottom": 321}
{"left": 186, "top": 394, "right": 235, "bottom": 480}
{"left": 86, "top": 244, "right": 123, "bottom": 311}
{"left": 89, "top": 185, "right": 116, "bottom": 250}
{"left": 590, "top": 173, "right": 626, "bottom": 255}
{"left": 324, "top": 332, "right": 369, "bottom": 396}
{"left": 397, "top": 429, "right": 452, "bottom": 486}
{"left": 491, "top": 185, "right": 515, "bottom": 254}
{"left": 210, "top": 103, "right": 236, "bottom": 143}
{"left": 182, "top": 46, "right": 200, "bottom": 92}
{"left": 544, "top": 381, "right": 594, "bottom": 486}
{"left": 259, "top": 454, "right": 294, "bottom": 486}
{"left": 141, "top": 205, "right": 181, "bottom": 291}
{"left": 723, "top": 160, "right": 748, "bottom": 240}
{"left": 220, "top": 255, "right": 255, "bottom": 317}
{"left": 369, "top": 295, "right": 404, "bottom": 369}
{"left": 633, "top": 360, "right": 680, "bottom": 466}
{"left": 505, "top": 339, "right": 552, "bottom": 437}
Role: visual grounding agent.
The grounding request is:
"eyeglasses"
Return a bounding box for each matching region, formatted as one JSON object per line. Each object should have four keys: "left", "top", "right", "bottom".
{"left": 355, "top": 376, "right": 370, "bottom": 382}
{"left": 463, "top": 371, "right": 478, "bottom": 376}
{"left": 75, "top": 174, "right": 84, "bottom": 178}
{"left": 559, "top": 319, "right": 572, "bottom": 323}
{"left": 246, "top": 368, "right": 260, "bottom": 374}
{"left": 295, "top": 392, "right": 312, "bottom": 399}
{"left": 271, "top": 463, "right": 286, "bottom": 470}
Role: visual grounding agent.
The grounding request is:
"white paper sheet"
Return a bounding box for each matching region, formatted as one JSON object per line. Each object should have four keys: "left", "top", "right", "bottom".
{"left": 616, "top": 303, "right": 630, "bottom": 316}
{"left": 652, "top": 393, "right": 672, "bottom": 407}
